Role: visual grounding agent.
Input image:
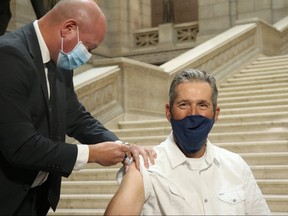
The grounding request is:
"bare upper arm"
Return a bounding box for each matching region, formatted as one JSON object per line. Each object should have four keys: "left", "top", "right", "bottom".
{"left": 104, "top": 162, "right": 145, "bottom": 215}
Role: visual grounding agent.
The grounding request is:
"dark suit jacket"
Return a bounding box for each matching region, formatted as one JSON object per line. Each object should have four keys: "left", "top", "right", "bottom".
{"left": 0, "top": 23, "right": 118, "bottom": 215}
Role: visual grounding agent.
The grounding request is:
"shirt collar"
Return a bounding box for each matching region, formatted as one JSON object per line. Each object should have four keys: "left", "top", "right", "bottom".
{"left": 33, "top": 20, "right": 50, "bottom": 64}
{"left": 166, "top": 132, "right": 220, "bottom": 171}
{"left": 166, "top": 133, "right": 187, "bottom": 169}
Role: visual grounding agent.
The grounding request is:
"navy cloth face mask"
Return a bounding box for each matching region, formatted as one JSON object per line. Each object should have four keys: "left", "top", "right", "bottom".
{"left": 171, "top": 115, "right": 214, "bottom": 154}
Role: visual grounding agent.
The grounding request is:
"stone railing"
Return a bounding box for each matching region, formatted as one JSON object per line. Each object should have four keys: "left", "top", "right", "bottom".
{"left": 274, "top": 16, "right": 288, "bottom": 55}
{"left": 175, "top": 22, "right": 199, "bottom": 43}
{"left": 160, "top": 17, "right": 288, "bottom": 82}
{"left": 134, "top": 21, "right": 198, "bottom": 48}
{"left": 134, "top": 27, "right": 159, "bottom": 48}
{"left": 76, "top": 16, "right": 288, "bottom": 123}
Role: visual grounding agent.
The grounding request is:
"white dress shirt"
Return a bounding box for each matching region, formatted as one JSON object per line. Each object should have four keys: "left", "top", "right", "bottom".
{"left": 31, "top": 21, "right": 88, "bottom": 187}
{"left": 118, "top": 132, "right": 271, "bottom": 215}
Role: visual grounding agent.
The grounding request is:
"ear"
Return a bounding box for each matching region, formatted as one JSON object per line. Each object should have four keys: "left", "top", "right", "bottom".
{"left": 60, "top": 19, "right": 77, "bottom": 38}
{"left": 165, "top": 104, "right": 172, "bottom": 122}
{"left": 214, "top": 106, "right": 220, "bottom": 122}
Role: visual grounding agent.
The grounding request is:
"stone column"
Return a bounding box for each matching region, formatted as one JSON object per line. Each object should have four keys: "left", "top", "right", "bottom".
{"left": 196, "top": 0, "right": 232, "bottom": 44}
{"left": 7, "top": 0, "right": 35, "bottom": 32}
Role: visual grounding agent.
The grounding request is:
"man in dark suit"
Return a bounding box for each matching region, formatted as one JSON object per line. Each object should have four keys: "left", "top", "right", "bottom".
{"left": 0, "top": 0, "right": 54, "bottom": 35}
{"left": 0, "top": 0, "right": 11, "bottom": 35}
{"left": 0, "top": 0, "right": 153, "bottom": 215}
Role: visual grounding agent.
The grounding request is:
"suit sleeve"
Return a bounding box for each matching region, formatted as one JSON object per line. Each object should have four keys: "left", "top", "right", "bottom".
{"left": 63, "top": 69, "right": 119, "bottom": 144}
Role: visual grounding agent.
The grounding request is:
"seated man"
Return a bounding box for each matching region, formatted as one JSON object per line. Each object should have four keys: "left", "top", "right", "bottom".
{"left": 104, "top": 69, "right": 271, "bottom": 215}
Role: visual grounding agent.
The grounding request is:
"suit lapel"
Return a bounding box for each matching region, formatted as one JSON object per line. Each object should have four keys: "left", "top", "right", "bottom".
{"left": 22, "top": 23, "right": 49, "bottom": 108}
{"left": 21, "top": 23, "right": 66, "bottom": 141}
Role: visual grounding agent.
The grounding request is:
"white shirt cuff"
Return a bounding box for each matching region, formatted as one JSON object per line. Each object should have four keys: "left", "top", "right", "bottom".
{"left": 74, "top": 144, "right": 89, "bottom": 171}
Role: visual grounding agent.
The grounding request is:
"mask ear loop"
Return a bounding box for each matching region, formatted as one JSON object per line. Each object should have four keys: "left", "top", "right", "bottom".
{"left": 61, "top": 26, "right": 79, "bottom": 52}
{"left": 77, "top": 26, "right": 80, "bottom": 42}
{"left": 61, "top": 37, "right": 64, "bottom": 51}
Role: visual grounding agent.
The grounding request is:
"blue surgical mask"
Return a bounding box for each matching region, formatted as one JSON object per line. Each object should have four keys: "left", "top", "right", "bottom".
{"left": 57, "top": 27, "right": 92, "bottom": 70}
{"left": 171, "top": 115, "right": 214, "bottom": 154}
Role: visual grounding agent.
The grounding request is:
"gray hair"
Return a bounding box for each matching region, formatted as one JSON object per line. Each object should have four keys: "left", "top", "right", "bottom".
{"left": 169, "top": 69, "right": 218, "bottom": 112}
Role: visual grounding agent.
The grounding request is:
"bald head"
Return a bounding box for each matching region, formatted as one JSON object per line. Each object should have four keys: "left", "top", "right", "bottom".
{"left": 49, "top": 0, "right": 105, "bottom": 29}
{"left": 38, "top": 0, "right": 107, "bottom": 63}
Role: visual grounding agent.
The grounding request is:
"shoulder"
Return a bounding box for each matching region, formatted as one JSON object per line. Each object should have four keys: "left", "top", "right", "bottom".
{"left": 210, "top": 143, "right": 248, "bottom": 169}
{"left": 0, "top": 27, "right": 33, "bottom": 64}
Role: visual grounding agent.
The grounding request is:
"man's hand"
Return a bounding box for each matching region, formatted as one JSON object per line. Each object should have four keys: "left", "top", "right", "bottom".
{"left": 127, "top": 144, "right": 157, "bottom": 169}
{"left": 87, "top": 141, "right": 157, "bottom": 169}
{"left": 88, "top": 141, "right": 130, "bottom": 166}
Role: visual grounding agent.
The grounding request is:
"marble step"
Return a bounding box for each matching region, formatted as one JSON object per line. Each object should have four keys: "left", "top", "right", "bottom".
{"left": 217, "top": 112, "right": 288, "bottom": 123}
{"left": 219, "top": 77, "right": 288, "bottom": 88}
{"left": 236, "top": 68, "right": 288, "bottom": 77}
{"left": 214, "top": 140, "right": 288, "bottom": 153}
{"left": 240, "top": 152, "right": 288, "bottom": 166}
{"left": 249, "top": 65, "right": 287, "bottom": 74}
{"left": 219, "top": 104, "right": 288, "bottom": 116}
{"left": 257, "top": 179, "right": 288, "bottom": 195}
{"left": 118, "top": 119, "right": 168, "bottom": 129}
{"left": 256, "top": 55, "right": 288, "bottom": 61}
{"left": 209, "top": 130, "right": 288, "bottom": 142}
{"left": 225, "top": 73, "right": 288, "bottom": 84}
{"left": 81, "top": 163, "right": 121, "bottom": 170}
{"left": 256, "top": 54, "right": 288, "bottom": 61}
{"left": 212, "top": 120, "right": 288, "bottom": 133}
{"left": 56, "top": 194, "right": 112, "bottom": 209}
{"left": 65, "top": 168, "right": 118, "bottom": 181}
{"left": 219, "top": 98, "right": 288, "bottom": 109}
{"left": 248, "top": 56, "right": 288, "bottom": 65}
{"left": 113, "top": 126, "right": 171, "bottom": 138}
{"left": 246, "top": 61, "right": 288, "bottom": 69}
{"left": 251, "top": 165, "right": 288, "bottom": 179}
{"left": 218, "top": 92, "right": 288, "bottom": 103}
{"left": 219, "top": 82, "right": 287, "bottom": 93}
{"left": 265, "top": 195, "right": 288, "bottom": 212}
{"left": 61, "top": 180, "right": 118, "bottom": 194}
{"left": 218, "top": 87, "right": 288, "bottom": 98}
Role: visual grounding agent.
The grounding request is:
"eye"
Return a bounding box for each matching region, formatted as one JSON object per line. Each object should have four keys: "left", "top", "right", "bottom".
{"left": 177, "top": 102, "right": 190, "bottom": 109}
{"left": 198, "top": 102, "right": 209, "bottom": 110}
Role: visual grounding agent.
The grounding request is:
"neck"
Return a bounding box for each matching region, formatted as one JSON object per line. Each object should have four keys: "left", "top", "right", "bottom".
{"left": 184, "top": 144, "right": 207, "bottom": 158}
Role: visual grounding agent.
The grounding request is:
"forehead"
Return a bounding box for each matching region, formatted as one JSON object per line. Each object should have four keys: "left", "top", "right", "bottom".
{"left": 175, "top": 81, "right": 212, "bottom": 101}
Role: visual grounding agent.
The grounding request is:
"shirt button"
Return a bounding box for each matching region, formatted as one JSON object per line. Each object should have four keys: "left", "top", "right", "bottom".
{"left": 233, "top": 199, "right": 236, "bottom": 203}
{"left": 204, "top": 199, "right": 208, "bottom": 203}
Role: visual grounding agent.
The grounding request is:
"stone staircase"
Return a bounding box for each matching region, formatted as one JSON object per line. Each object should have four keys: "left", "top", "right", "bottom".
{"left": 49, "top": 54, "right": 288, "bottom": 215}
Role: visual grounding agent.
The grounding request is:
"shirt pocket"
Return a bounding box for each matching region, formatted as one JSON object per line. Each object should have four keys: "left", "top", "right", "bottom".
{"left": 218, "top": 190, "right": 246, "bottom": 204}
{"left": 217, "top": 190, "right": 246, "bottom": 215}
